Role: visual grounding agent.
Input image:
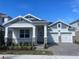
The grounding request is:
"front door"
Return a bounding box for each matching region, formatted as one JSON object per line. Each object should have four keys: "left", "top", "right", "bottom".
{"left": 36, "top": 26, "right": 44, "bottom": 44}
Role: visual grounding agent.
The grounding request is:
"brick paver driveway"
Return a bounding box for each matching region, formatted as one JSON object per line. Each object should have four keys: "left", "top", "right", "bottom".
{"left": 48, "top": 43, "right": 79, "bottom": 56}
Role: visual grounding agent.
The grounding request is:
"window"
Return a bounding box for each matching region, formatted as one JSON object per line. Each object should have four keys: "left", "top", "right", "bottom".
{"left": 2, "top": 18, "right": 4, "bottom": 23}
{"left": 25, "top": 30, "right": 30, "bottom": 38}
{"left": 20, "top": 30, "right": 24, "bottom": 38}
{"left": 20, "top": 29, "right": 30, "bottom": 38}
{"left": 58, "top": 23, "right": 61, "bottom": 28}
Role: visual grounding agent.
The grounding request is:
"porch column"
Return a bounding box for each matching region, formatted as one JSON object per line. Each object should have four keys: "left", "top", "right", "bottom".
{"left": 12, "top": 29, "right": 17, "bottom": 44}
{"left": 4, "top": 27, "right": 8, "bottom": 45}
{"left": 44, "top": 24, "right": 47, "bottom": 45}
{"left": 32, "top": 26, "right": 36, "bottom": 45}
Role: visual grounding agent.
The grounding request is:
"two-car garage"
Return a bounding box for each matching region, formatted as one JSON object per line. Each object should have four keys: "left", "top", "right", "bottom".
{"left": 48, "top": 21, "right": 75, "bottom": 43}
{"left": 48, "top": 32, "right": 73, "bottom": 43}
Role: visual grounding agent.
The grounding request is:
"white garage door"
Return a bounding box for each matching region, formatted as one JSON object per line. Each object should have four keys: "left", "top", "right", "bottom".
{"left": 61, "top": 34, "right": 73, "bottom": 43}
{"left": 51, "top": 33, "right": 59, "bottom": 43}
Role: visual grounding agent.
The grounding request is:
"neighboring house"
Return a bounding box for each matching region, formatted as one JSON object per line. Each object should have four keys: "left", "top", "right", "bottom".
{"left": 70, "top": 20, "right": 79, "bottom": 42}
{"left": 0, "top": 25, "right": 4, "bottom": 46}
{"left": 0, "top": 13, "right": 11, "bottom": 30}
{"left": 3, "top": 14, "right": 48, "bottom": 45}
{"left": 0, "top": 13, "right": 12, "bottom": 45}
{"left": 48, "top": 21, "right": 75, "bottom": 43}
{"left": 70, "top": 20, "right": 79, "bottom": 31}
{"left": 0, "top": 13, "right": 12, "bottom": 25}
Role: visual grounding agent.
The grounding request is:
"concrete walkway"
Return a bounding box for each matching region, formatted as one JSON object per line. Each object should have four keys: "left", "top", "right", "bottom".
{"left": 0, "top": 55, "right": 79, "bottom": 59}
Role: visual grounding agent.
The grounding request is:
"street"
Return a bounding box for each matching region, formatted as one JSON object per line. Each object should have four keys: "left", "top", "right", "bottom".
{"left": 0, "top": 55, "right": 79, "bottom": 59}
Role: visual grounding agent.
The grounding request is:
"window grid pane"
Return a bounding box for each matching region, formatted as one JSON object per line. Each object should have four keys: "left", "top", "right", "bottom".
{"left": 25, "top": 30, "right": 29, "bottom": 34}
{"left": 20, "top": 29, "right": 30, "bottom": 38}
{"left": 25, "top": 34, "right": 29, "bottom": 38}
{"left": 20, "top": 30, "right": 24, "bottom": 33}
{"left": 20, "top": 33, "right": 24, "bottom": 38}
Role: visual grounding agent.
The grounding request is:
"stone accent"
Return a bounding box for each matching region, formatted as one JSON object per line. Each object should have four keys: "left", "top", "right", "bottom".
{"left": 74, "top": 31, "right": 79, "bottom": 43}
{"left": 73, "top": 36, "right": 76, "bottom": 43}
{"left": 32, "top": 37, "right": 37, "bottom": 45}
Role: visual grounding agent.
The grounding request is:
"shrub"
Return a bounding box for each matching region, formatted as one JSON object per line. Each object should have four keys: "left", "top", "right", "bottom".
{"left": 0, "top": 45, "right": 8, "bottom": 50}
{"left": 7, "top": 43, "right": 36, "bottom": 50}
{"left": 8, "top": 46, "right": 13, "bottom": 50}
{"left": 75, "top": 40, "right": 79, "bottom": 44}
{"left": 0, "top": 30, "right": 5, "bottom": 46}
{"left": 7, "top": 38, "right": 13, "bottom": 46}
{"left": 27, "top": 46, "right": 32, "bottom": 50}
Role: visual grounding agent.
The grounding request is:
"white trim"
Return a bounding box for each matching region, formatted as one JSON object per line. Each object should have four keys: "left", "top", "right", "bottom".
{"left": 44, "top": 24, "right": 47, "bottom": 44}
{"left": 23, "top": 14, "right": 41, "bottom": 20}
{"left": 4, "top": 27, "right": 8, "bottom": 43}
{"left": 5, "top": 27, "right": 8, "bottom": 38}
{"left": 44, "top": 24, "right": 47, "bottom": 37}
{"left": 22, "top": 17, "right": 32, "bottom": 22}
{"left": 3, "top": 16, "right": 32, "bottom": 25}
{"left": 49, "top": 20, "right": 72, "bottom": 27}
{"left": 19, "top": 29, "right": 31, "bottom": 39}
{"left": 32, "top": 26, "right": 36, "bottom": 37}
{"left": 12, "top": 30, "right": 18, "bottom": 43}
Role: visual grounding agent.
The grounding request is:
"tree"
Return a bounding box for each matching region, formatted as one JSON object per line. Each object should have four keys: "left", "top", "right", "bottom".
{"left": 0, "top": 28, "right": 5, "bottom": 46}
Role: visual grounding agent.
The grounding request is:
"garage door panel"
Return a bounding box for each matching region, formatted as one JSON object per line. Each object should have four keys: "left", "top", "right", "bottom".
{"left": 61, "top": 34, "right": 72, "bottom": 43}
{"left": 51, "top": 34, "right": 59, "bottom": 43}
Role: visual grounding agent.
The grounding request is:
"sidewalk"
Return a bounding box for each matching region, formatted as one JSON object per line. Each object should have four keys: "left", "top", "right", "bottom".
{"left": 0, "top": 55, "right": 79, "bottom": 59}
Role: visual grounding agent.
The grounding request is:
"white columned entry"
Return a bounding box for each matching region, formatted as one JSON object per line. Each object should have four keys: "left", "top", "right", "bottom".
{"left": 12, "top": 29, "right": 18, "bottom": 44}
{"left": 4, "top": 27, "right": 8, "bottom": 45}
{"left": 44, "top": 24, "right": 47, "bottom": 45}
{"left": 32, "top": 26, "right": 36, "bottom": 45}
{"left": 58, "top": 31, "right": 61, "bottom": 43}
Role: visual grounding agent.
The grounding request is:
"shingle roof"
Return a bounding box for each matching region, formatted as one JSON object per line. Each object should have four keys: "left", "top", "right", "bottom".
{"left": 25, "top": 15, "right": 41, "bottom": 21}
{"left": 70, "top": 19, "right": 79, "bottom": 24}
{"left": 0, "top": 13, "right": 12, "bottom": 19}
{"left": 24, "top": 14, "right": 45, "bottom": 21}
{"left": 24, "top": 15, "right": 47, "bottom": 22}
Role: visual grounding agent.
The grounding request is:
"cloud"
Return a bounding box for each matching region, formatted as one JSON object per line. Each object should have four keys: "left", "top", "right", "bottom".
{"left": 70, "top": 0, "right": 79, "bottom": 14}
{"left": 71, "top": 0, "right": 79, "bottom": 7}
{"left": 72, "top": 8, "right": 79, "bottom": 13}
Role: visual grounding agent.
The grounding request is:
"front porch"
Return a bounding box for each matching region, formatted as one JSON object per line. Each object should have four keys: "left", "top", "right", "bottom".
{"left": 4, "top": 25, "right": 47, "bottom": 46}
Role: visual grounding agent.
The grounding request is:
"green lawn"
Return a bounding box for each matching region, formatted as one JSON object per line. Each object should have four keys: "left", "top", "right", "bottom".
{"left": 0, "top": 50, "right": 53, "bottom": 55}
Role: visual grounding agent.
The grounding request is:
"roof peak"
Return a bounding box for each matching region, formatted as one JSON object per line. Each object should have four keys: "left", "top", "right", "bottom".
{"left": 23, "top": 14, "right": 41, "bottom": 20}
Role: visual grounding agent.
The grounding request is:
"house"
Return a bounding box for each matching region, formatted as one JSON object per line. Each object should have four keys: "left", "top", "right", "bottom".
{"left": 0, "top": 13, "right": 12, "bottom": 31}
{"left": 48, "top": 21, "right": 75, "bottom": 43}
{"left": 70, "top": 20, "right": 79, "bottom": 43}
{"left": 0, "top": 13, "right": 12, "bottom": 25}
{"left": 3, "top": 14, "right": 48, "bottom": 45}
{"left": 0, "top": 13, "right": 12, "bottom": 45}
{"left": 70, "top": 20, "right": 79, "bottom": 31}
{"left": 1, "top": 14, "right": 76, "bottom": 46}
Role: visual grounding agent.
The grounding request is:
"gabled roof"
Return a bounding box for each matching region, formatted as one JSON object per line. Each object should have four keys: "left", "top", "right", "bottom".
{"left": 49, "top": 20, "right": 71, "bottom": 27}
{"left": 23, "top": 14, "right": 42, "bottom": 21}
{"left": 70, "top": 19, "right": 79, "bottom": 25}
{"left": 3, "top": 16, "right": 32, "bottom": 26}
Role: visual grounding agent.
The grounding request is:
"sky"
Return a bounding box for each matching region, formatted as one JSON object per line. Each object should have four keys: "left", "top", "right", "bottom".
{"left": 0, "top": 0, "right": 79, "bottom": 23}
